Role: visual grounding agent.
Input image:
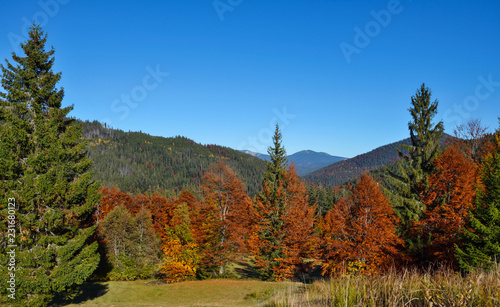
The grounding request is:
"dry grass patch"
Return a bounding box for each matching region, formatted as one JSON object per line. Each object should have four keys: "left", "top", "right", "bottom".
{"left": 265, "top": 267, "right": 500, "bottom": 306}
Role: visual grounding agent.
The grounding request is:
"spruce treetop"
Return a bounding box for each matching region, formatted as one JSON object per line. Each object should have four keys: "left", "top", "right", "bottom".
{"left": 264, "top": 124, "right": 288, "bottom": 186}
{"left": 406, "top": 83, "right": 444, "bottom": 177}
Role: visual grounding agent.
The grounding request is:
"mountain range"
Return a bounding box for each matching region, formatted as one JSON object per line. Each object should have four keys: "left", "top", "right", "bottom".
{"left": 241, "top": 150, "right": 347, "bottom": 176}
{"left": 82, "top": 120, "right": 452, "bottom": 195}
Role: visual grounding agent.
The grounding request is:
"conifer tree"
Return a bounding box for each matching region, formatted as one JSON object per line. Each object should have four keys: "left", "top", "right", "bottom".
{"left": 456, "top": 131, "right": 500, "bottom": 272}
{"left": 249, "top": 125, "right": 317, "bottom": 281}
{"left": 0, "top": 25, "right": 100, "bottom": 306}
{"left": 387, "top": 83, "right": 444, "bottom": 231}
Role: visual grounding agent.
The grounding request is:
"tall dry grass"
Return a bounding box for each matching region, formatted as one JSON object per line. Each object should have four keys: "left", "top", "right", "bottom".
{"left": 264, "top": 265, "right": 500, "bottom": 306}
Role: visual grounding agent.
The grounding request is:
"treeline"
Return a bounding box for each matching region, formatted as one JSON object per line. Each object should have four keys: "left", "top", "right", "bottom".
{"left": 305, "top": 85, "right": 500, "bottom": 275}
{"left": 82, "top": 120, "right": 266, "bottom": 197}
{"left": 94, "top": 127, "right": 322, "bottom": 282}
{"left": 95, "top": 115, "right": 500, "bottom": 283}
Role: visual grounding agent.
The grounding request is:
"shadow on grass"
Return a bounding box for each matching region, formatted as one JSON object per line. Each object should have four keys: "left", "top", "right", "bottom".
{"left": 232, "top": 258, "right": 324, "bottom": 283}
{"left": 51, "top": 282, "right": 109, "bottom": 306}
{"left": 297, "top": 263, "right": 323, "bottom": 284}
{"left": 233, "top": 258, "right": 261, "bottom": 279}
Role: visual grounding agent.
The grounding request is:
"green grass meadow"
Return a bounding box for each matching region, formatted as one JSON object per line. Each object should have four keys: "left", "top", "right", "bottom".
{"left": 59, "top": 279, "right": 286, "bottom": 307}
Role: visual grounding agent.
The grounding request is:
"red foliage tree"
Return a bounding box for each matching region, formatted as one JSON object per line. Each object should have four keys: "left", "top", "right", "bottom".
{"left": 414, "top": 145, "right": 478, "bottom": 266}
{"left": 199, "top": 160, "right": 254, "bottom": 276}
{"left": 148, "top": 193, "right": 175, "bottom": 240}
{"left": 96, "top": 186, "right": 132, "bottom": 224}
{"left": 130, "top": 193, "right": 151, "bottom": 215}
{"left": 320, "top": 174, "right": 402, "bottom": 276}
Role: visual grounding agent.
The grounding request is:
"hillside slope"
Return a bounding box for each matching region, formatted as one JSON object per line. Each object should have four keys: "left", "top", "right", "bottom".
{"left": 304, "top": 135, "right": 452, "bottom": 187}
{"left": 82, "top": 121, "right": 266, "bottom": 196}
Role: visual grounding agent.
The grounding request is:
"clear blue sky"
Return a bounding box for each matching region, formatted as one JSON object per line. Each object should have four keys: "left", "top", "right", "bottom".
{"left": 1, "top": 0, "right": 499, "bottom": 158}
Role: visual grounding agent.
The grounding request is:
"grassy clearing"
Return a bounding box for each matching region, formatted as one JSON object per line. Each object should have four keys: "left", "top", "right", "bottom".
{"left": 57, "top": 264, "right": 500, "bottom": 306}
{"left": 58, "top": 279, "right": 290, "bottom": 307}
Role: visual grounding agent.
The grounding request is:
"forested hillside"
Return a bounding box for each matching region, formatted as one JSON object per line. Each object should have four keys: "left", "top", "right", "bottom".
{"left": 82, "top": 121, "right": 266, "bottom": 196}
{"left": 304, "top": 138, "right": 412, "bottom": 186}
{"left": 305, "top": 135, "right": 452, "bottom": 187}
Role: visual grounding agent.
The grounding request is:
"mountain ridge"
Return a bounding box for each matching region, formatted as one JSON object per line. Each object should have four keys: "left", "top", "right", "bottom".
{"left": 304, "top": 134, "right": 453, "bottom": 186}
{"left": 82, "top": 121, "right": 267, "bottom": 196}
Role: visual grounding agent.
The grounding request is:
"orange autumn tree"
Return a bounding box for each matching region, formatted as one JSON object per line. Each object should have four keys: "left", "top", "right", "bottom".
{"left": 320, "top": 174, "right": 402, "bottom": 276}
{"left": 148, "top": 193, "right": 174, "bottom": 240}
{"left": 172, "top": 190, "right": 205, "bottom": 244}
{"left": 96, "top": 186, "right": 132, "bottom": 223}
{"left": 199, "top": 160, "right": 254, "bottom": 277}
{"left": 158, "top": 190, "right": 204, "bottom": 282}
{"left": 129, "top": 193, "right": 151, "bottom": 215}
{"left": 414, "top": 145, "right": 477, "bottom": 266}
{"left": 248, "top": 125, "right": 317, "bottom": 281}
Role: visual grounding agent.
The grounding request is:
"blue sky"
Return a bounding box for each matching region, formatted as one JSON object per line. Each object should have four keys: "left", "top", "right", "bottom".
{"left": 1, "top": 0, "right": 499, "bottom": 158}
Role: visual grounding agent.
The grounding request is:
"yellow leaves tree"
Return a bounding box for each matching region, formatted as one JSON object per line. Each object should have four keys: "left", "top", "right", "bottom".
{"left": 160, "top": 202, "right": 200, "bottom": 282}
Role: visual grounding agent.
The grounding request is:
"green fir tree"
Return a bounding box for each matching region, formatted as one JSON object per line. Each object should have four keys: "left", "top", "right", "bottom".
{"left": 0, "top": 25, "right": 100, "bottom": 306}
{"left": 252, "top": 124, "right": 288, "bottom": 281}
{"left": 456, "top": 131, "right": 500, "bottom": 272}
{"left": 386, "top": 83, "right": 444, "bottom": 228}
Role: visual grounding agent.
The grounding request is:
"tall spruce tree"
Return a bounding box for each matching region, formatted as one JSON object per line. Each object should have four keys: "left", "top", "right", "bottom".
{"left": 249, "top": 125, "right": 317, "bottom": 281}
{"left": 251, "top": 125, "right": 288, "bottom": 281}
{"left": 456, "top": 131, "right": 500, "bottom": 272}
{"left": 387, "top": 83, "right": 444, "bottom": 229}
{"left": 0, "top": 25, "right": 100, "bottom": 306}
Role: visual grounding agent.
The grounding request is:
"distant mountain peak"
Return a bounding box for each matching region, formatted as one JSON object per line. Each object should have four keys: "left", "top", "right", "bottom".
{"left": 241, "top": 149, "right": 347, "bottom": 176}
